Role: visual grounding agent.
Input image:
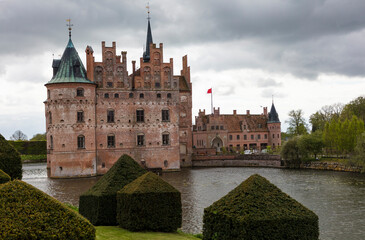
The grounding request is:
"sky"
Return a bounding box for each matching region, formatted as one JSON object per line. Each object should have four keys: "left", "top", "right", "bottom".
{"left": 1, "top": 0, "right": 365, "bottom": 140}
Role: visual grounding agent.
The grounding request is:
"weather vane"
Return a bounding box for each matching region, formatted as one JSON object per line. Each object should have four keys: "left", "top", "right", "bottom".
{"left": 66, "top": 18, "right": 73, "bottom": 39}
{"left": 146, "top": 2, "right": 150, "bottom": 20}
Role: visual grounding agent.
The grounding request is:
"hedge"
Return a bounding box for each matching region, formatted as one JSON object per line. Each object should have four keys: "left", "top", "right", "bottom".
{"left": 79, "top": 154, "right": 147, "bottom": 225}
{"left": 0, "top": 134, "right": 22, "bottom": 179}
{"left": 8, "top": 140, "right": 47, "bottom": 155}
{"left": 0, "top": 169, "right": 11, "bottom": 184}
{"left": 203, "top": 174, "right": 319, "bottom": 240}
{"left": 0, "top": 180, "right": 95, "bottom": 239}
{"left": 117, "top": 172, "right": 182, "bottom": 232}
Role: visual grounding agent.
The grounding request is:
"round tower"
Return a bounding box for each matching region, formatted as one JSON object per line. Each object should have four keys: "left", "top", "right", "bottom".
{"left": 45, "top": 34, "right": 97, "bottom": 178}
{"left": 267, "top": 102, "right": 281, "bottom": 149}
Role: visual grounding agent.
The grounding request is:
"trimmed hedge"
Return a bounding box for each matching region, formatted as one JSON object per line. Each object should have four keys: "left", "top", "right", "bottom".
{"left": 0, "top": 169, "right": 11, "bottom": 184}
{"left": 8, "top": 140, "right": 47, "bottom": 155}
{"left": 0, "top": 134, "right": 22, "bottom": 179}
{"left": 79, "top": 154, "right": 147, "bottom": 225}
{"left": 117, "top": 172, "right": 182, "bottom": 232}
{"left": 203, "top": 174, "right": 319, "bottom": 240}
{"left": 0, "top": 180, "right": 95, "bottom": 239}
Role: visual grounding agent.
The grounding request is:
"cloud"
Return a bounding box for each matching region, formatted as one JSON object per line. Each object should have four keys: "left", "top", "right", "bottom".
{"left": 257, "top": 78, "right": 283, "bottom": 88}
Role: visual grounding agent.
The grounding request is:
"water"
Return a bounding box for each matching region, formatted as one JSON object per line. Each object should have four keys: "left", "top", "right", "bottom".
{"left": 23, "top": 163, "right": 365, "bottom": 240}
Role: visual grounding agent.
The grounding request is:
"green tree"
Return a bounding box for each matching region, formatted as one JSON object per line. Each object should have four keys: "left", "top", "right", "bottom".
{"left": 280, "top": 136, "right": 301, "bottom": 168}
{"left": 286, "top": 109, "right": 308, "bottom": 136}
{"left": 352, "top": 132, "right": 365, "bottom": 166}
{"left": 298, "top": 132, "right": 324, "bottom": 160}
{"left": 309, "top": 103, "right": 343, "bottom": 132}
{"left": 0, "top": 134, "right": 22, "bottom": 179}
{"left": 341, "top": 96, "right": 365, "bottom": 123}
{"left": 30, "top": 133, "right": 46, "bottom": 141}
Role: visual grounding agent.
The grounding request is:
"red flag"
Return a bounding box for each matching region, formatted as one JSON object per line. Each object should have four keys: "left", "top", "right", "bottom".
{"left": 207, "top": 88, "right": 212, "bottom": 94}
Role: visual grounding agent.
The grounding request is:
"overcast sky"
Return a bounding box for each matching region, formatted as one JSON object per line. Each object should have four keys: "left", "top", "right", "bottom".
{"left": 1, "top": 0, "right": 365, "bottom": 139}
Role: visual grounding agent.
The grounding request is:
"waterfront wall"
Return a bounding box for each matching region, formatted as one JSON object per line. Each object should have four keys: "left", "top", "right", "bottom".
{"left": 192, "top": 154, "right": 281, "bottom": 168}
{"left": 302, "top": 161, "right": 363, "bottom": 173}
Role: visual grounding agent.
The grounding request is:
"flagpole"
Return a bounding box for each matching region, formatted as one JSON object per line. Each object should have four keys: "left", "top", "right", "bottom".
{"left": 211, "top": 88, "right": 213, "bottom": 115}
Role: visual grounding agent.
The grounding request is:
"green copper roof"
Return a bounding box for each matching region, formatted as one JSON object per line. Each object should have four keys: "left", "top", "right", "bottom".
{"left": 47, "top": 39, "right": 93, "bottom": 84}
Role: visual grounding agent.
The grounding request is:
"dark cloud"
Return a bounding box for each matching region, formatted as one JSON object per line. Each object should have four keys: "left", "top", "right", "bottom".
{"left": 1, "top": 0, "right": 365, "bottom": 79}
{"left": 257, "top": 78, "right": 282, "bottom": 88}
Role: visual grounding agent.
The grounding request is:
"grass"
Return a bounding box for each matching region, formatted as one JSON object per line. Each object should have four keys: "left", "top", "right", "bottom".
{"left": 21, "top": 154, "right": 47, "bottom": 163}
{"left": 95, "top": 226, "right": 201, "bottom": 240}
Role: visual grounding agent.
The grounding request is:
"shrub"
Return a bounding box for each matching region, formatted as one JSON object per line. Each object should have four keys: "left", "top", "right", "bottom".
{"left": 0, "top": 169, "right": 11, "bottom": 184}
{"left": 203, "top": 174, "right": 319, "bottom": 240}
{"left": 0, "top": 180, "right": 95, "bottom": 239}
{"left": 117, "top": 172, "right": 182, "bottom": 232}
{"left": 8, "top": 140, "right": 47, "bottom": 155}
{"left": 0, "top": 134, "right": 22, "bottom": 179}
{"left": 79, "top": 154, "right": 147, "bottom": 225}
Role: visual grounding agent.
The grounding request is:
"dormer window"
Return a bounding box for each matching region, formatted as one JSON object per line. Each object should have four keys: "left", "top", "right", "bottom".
{"left": 76, "top": 88, "right": 84, "bottom": 97}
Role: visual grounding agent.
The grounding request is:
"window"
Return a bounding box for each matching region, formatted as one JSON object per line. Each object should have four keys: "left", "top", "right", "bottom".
{"left": 162, "top": 110, "right": 170, "bottom": 121}
{"left": 47, "top": 90, "right": 50, "bottom": 99}
{"left": 114, "top": 93, "right": 119, "bottom": 98}
{"left": 77, "top": 135, "right": 85, "bottom": 149}
{"left": 136, "top": 109, "right": 144, "bottom": 122}
{"left": 50, "top": 135, "right": 53, "bottom": 149}
{"left": 258, "top": 124, "right": 262, "bottom": 128}
{"left": 167, "top": 93, "right": 172, "bottom": 98}
{"left": 277, "top": 134, "right": 280, "bottom": 138}
{"left": 229, "top": 135, "right": 232, "bottom": 140}
{"left": 211, "top": 126, "right": 214, "bottom": 130}
{"left": 273, "top": 134, "right": 275, "bottom": 138}
{"left": 164, "top": 160, "right": 168, "bottom": 167}
{"left": 129, "top": 93, "right": 134, "bottom": 98}
{"left": 107, "top": 135, "right": 115, "bottom": 148}
{"left": 107, "top": 110, "right": 115, "bottom": 123}
{"left": 258, "top": 134, "right": 261, "bottom": 140}
{"left": 157, "top": 93, "right": 161, "bottom": 98}
{"left": 77, "top": 111, "right": 84, "bottom": 122}
{"left": 140, "top": 93, "right": 144, "bottom": 99}
{"left": 244, "top": 135, "right": 247, "bottom": 140}
{"left": 77, "top": 88, "right": 84, "bottom": 97}
{"left": 104, "top": 93, "right": 109, "bottom": 98}
{"left": 107, "top": 82, "right": 113, "bottom": 88}
{"left": 220, "top": 126, "right": 224, "bottom": 130}
{"left": 137, "top": 134, "right": 144, "bottom": 146}
{"left": 237, "top": 135, "right": 240, "bottom": 140}
{"left": 215, "top": 126, "right": 219, "bottom": 130}
{"left": 155, "top": 82, "right": 161, "bottom": 88}
{"left": 243, "top": 125, "right": 246, "bottom": 130}
{"left": 251, "top": 134, "right": 254, "bottom": 140}
{"left": 162, "top": 133, "right": 169, "bottom": 145}
{"left": 265, "top": 134, "right": 268, "bottom": 139}
{"left": 49, "top": 111, "right": 52, "bottom": 124}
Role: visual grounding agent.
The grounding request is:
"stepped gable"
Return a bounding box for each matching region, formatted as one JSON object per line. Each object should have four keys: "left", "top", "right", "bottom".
{"left": 0, "top": 169, "right": 11, "bottom": 184}
{"left": 203, "top": 174, "right": 319, "bottom": 240}
{"left": 0, "top": 134, "right": 22, "bottom": 180}
{"left": 0, "top": 180, "right": 95, "bottom": 239}
{"left": 79, "top": 154, "right": 147, "bottom": 225}
{"left": 117, "top": 172, "right": 182, "bottom": 232}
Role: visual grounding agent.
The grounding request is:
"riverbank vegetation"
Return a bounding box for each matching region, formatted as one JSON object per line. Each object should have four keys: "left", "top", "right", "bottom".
{"left": 282, "top": 96, "right": 365, "bottom": 172}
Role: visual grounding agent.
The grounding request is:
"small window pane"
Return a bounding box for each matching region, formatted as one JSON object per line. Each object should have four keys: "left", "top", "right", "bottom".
{"left": 107, "top": 110, "right": 115, "bottom": 123}
{"left": 108, "top": 135, "right": 115, "bottom": 148}
{"left": 136, "top": 110, "right": 144, "bottom": 122}
{"left": 162, "top": 134, "right": 169, "bottom": 145}
{"left": 137, "top": 135, "right": 144, "bottom": 146}
{"left": 162, "top": 110, "right": 169, "bottom": 121}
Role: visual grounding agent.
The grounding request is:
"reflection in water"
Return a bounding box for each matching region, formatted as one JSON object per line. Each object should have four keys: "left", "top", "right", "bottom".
{"left": 23, "top": 163, "right": 365, "bottom": 240}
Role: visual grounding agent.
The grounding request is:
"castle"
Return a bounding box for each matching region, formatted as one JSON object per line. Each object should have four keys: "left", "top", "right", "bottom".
{"left": 45, "top": 19, "right": 192, "bottom": 178}
{"left": 193, "top": 106, "right": 281, "bottom": 152}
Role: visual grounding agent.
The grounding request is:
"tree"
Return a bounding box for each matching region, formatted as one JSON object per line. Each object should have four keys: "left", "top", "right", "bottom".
{"left": 286, "top": 110, "right": 308, "bottom": 136}
{"left": 341, "top": 96, "right": 365, "bottom": 123}
{"left": 10, "top": 130, "right": 28, "bottom": 141}
{"left": 0, "top": 134, "right": 22, "bottom": 179}
{"left": 309, "top": 103, "right": 343, "bottom": 132}
{"left": 30, "top": 133, "right": 46, "bottom": 141}
{"left": 298, "top": 132, "right": 324, "bottom": 160}
{"left": 352, "top": 132, "right": 365, "bottom": 166}
{"left": 280, "top": 136, "right": 301, "bottom": 168}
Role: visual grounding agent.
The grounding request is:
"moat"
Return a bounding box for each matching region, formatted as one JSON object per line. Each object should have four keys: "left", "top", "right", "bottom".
{"left": 23, "top": 163, "right": 365, "bottom": 240}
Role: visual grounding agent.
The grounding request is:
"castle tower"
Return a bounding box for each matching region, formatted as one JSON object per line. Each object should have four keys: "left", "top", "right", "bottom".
{"left": 45, "top": 25, "right": 97, "bottom": 178}
{"left": 267, "top": 102, "right": 281, "bottom": 148}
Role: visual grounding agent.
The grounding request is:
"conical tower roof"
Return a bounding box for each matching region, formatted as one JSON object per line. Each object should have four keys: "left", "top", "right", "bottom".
{"left": 143, "top": 19, "right": 153, "bottom": 62}
{"left": 47, "top": 38, "right": 93, "bottom": 84}
{"left": 268, "top": 103, "right": 280, "bottom": 123}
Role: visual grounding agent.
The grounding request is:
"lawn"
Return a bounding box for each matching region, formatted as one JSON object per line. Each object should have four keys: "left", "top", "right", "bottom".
{"left": 96, "top": 226, "right": 201, "bottom": 240}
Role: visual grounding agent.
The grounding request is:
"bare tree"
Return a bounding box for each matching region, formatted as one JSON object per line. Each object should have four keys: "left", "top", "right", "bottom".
{"left": 10, "top": 130, "right": 28, "bottom": 141}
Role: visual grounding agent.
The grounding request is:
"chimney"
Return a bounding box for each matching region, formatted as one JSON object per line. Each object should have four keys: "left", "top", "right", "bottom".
{"left": 263, "top": 107, "right": 268, "bottom": 116}
{"left": 233, "top": 110, "right": 237, "bottom": 115}
{"left": 246, "top": 110, "right": 250, "bottom": 115}
{"left": 132, "top": 61, "right": 136, "bottom": 74}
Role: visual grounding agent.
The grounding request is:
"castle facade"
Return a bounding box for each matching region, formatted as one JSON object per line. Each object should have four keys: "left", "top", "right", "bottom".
{"left": 45, "top": 21, "right": 192, "bottom": 178}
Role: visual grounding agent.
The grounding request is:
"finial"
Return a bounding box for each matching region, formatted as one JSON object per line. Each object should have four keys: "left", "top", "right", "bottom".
{"left": 272, "top": 94, "right": 274, "bottom": 104}
{"left": 146, "top": 2, "right": 151, "bottom": 20}
{"left": 66, "top": 18, "right": 73, "bottom": 39}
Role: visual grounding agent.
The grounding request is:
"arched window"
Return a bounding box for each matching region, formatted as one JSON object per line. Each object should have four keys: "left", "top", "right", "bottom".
{"left": 140, "top": 93, "right": 144, "bottom": 99}
{"left": 162, "top": 109, "right": 169, "bottom": 122}
{"left": 162, "top": 132, "right": 170, "bottom": 145}
{"left": 50, "top": 135, "right": 53, "bottom": 149}
{"left": 167, "top": 93, "right": 172, "bottom": 99}
{"left": 77, "top": 135, "right": 85, "bottom": 149}
{"left": 76, "top": 88, "right": 84, "bottom": 97}
{"left": 137, "top": 133, "right": 145, "bottom": 146}
{"left": 129, "top": 92, "right": 134, "bottom": 98}
{"left": 107, "top": 109, "right": 115, "bottom": 123}
{"left": 157, "top": 93, "right": 161, "bottom": 98}
{"left": 107, "top": 134, "right": 115, "bottom": 148}
{"left": 77, "top": 111, "right": 84, "bottom": 122}
{"left": 49, "top": 111, "right": 52, "bottom": 124}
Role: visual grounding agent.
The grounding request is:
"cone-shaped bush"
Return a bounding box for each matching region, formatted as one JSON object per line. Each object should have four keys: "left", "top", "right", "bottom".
{"left": 0, "top": 134, "right": 22, "bottom": 179}
{"left": 0, "top": 180, "right": 95, "bottom": 239}
{"left": 0, "top": 169, "right": 11, "bottom": 184}
{"left": 203, "top": 174, "right": 319, "bottom": 240}
{"left": 79, "top": 154, "right": 147, "bottom": 225}
{"left": 117, "top": 172, "right": 182, "bottom": 232}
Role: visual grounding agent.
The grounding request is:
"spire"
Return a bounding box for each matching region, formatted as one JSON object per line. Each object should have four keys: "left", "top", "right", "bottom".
{"left": 143, "top": 3, "right": 153, "bottom": 62}
{"left": 47, "top": 23, "right": 93, "bottom": 85}
{"left": 66, "top": 19, "right": 73, "bottom": 39}
{"left": 268, "top": 102, "right": 280, "bottom": 123}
